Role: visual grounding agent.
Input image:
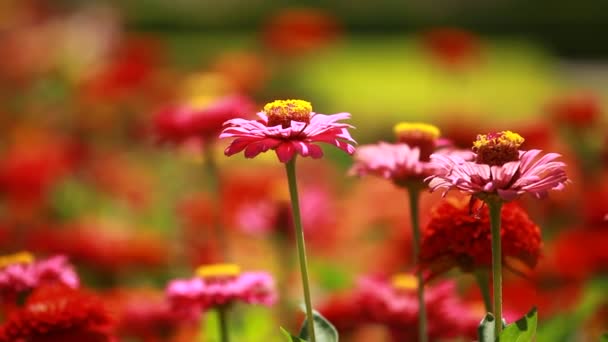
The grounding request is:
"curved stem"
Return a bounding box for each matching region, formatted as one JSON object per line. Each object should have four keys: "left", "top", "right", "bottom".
{"left": 203, "top": 141, "right": 228, "bottom": 261}
{"left": 408, "top": 188, "right": 427, "bottom": 342}
{"left": 488, "top": 200, "right": 504, "bottom": 337}
{"left": 285, "top": 158, "right": 316, "bottom": 342}
{"left": 217, "top": 306, "right": 230, "bottom": 342}
{"left": 473, "top": 268, "right": 492, "bottom": 313}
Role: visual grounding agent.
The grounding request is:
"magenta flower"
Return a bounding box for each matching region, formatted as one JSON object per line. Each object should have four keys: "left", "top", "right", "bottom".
{"left": 357, "top": 274, "right": 477, "bottom": 340}
{"left": 349, "top": 122, "right": 472, "bottom": 187}
{"left": 154, "top": 94, "right": 254, "bottom": 144}
{"left": 427, "top": 131, "right": 569, "bottom": 201}
{"left": 220, "top": 99, "right": 356, "bottom": 163}
{"left": 166, "top": 263, "right": 277, "bottom": 314}
{"left": 0, "top": 253, "right": 79, "bottom": 294}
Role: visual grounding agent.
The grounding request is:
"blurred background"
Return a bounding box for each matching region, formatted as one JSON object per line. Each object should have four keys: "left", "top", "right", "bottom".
{"left": 1, "top": 0, "right": 607, "bottom": 341}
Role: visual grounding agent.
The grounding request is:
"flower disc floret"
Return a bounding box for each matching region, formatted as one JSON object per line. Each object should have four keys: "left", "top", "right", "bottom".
{"left": 264, "top": 99, "right": 312, "bottom": 128}
{"left": 473, "top": 131, "right": 524, "bottom": 166}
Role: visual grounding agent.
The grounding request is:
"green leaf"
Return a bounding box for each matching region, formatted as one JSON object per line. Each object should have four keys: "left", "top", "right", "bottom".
{"left": 478, "top": 313, "right": 497, "bottom": 342}
{"left": 500, "top": 307, "right": 537, "bottom": 342}
{"left": 299, "top": 310, "right": 339, "bottom": 342}
{"left": 600, "top": 333, "right": 608, "bottom": 342}
{"left": 281, "top": 327, "right": 306, "bottom": 341}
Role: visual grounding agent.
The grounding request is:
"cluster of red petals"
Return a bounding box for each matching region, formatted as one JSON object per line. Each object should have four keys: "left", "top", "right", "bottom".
{"left": 545, "top": 92, "right": 602, "bottom": 128}
{"left": 552, "top": 227, "right": 608, "bottom": 280}
{"left": 421, "top": 28, "right": 481, "bottom": 69}
{"left": 420, "top": 198, "right": 541, "bottom": 277}
{"left": 0, "top": 285, "right": 114, "bottom": 342}
{"left": 317, "top": 292, "right": 363, "bottom": 336}
{"left": 26, "top": 223, "right": 168, "bottom": 273}
{"left": 154, "top": 94, "right": 254, "bottom": 144}
{"left": 261, "top": 8, "right": 341, "bottom": 55}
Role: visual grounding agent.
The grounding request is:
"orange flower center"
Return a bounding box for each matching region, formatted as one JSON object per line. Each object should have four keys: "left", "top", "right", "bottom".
{"left": 393, "top": 122, "right": 440, "bottom": 160}
{"left": 264, "top": 99, "right": 312, "bottom": 128}
{"left": 473, "top": 131, "right": 524, "bottom": 166}
{"left": 0, "top": 251, "right": 34, "bottom": 269}
{"left": 196, "top": 263, "right": 241, "bottom": 280}
{"left": 391, "top": 273, "right": 418, "bottom": 291}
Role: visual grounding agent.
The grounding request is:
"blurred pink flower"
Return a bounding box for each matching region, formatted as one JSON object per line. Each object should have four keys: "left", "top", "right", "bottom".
{"left": 220, "top": 99, "right": 355, "bottom": 163}
{"left": 154, "top": 94, "right": 254, "bottom": 144}
{"left": 357, "top": 274, "right": 477, "bottom": 341}
{"left": 166, "top": 264, "right": 277, "bottom": 314}
{"left": 0, "top": 253, "right": 79, "bottom": 294}
{"left": 428, "top": 131, "right": 569, "bottom": 201}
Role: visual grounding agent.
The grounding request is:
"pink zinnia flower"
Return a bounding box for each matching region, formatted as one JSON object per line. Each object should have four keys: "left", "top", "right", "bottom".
{"left": 357, "top": 274, "right": 477, "bottom": 341}
{"left": 427, "top": 130, "right": 569, "bottom": 201}
{"left": 154, "top": 94, "right": 254, "bottom": 144}
{"left": 166, "top": 263, "right": 277, "bottom": 314}
{"left": 0, "top": 252, "right": 79, "bottom": 295}
{"left": 349, "top": 122, "right": 473, "bottom": 187}
{"left": 220, "top": 99, "right": 356, "bottom": 163}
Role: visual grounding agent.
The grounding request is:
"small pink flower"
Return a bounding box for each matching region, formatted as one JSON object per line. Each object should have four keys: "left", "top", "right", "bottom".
{"left": 427, "top": 131, "right": 569, "bottom": 201}
{"left": 0, "top": 252, "right": 79, "bottom": 294}
{"left": 166, "top": 264, "right": 277, "bottom": 314}
{"left": 349, "top": 123, "right": 473, "bottom": 187}
{"left": 220, "top": 99, "right": 356, "bottom": 163}
{"left": 154, "top": 94, "right": 254, "bottom": 144}
{"left": 357, "top": 274, "right": 477, "bottom": 340}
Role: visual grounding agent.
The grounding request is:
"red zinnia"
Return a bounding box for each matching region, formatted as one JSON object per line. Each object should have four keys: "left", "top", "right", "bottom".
{"left": 420, "top": 197, "right": 542, "bottom": 277}
{"left": 545, "top": 92, "right": 602, "bottom": 128}
{"left": 0, "top": 285, "right": 114, "bottom": 342}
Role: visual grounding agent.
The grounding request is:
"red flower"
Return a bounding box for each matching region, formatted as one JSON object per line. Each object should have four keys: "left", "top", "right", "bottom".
{"left": 421, "top": 28, "right": 481, "bottom": 70}
{"left": 420, "top": 198, "right": 542, "bottom": 277}
{"left": 261, "top": 8, "right": 341, "bottom": 56}
{"left": 0, "top": 285, "right": 114, "bottom": 342}
{"left": 552, "top": 227, "right": 608, "bottom": 280}
{"left": 545, "top": 92, "right": 602, "bottom": 128}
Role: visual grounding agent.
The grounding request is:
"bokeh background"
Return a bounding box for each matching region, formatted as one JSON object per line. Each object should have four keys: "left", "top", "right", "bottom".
{"left": 1, "top": 0, "right": 607, "bottom": 341}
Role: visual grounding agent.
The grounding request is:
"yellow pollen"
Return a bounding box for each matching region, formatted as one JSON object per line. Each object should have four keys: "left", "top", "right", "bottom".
{"left": 391, "top": 273, "right": 418, "bottom": 290}
{"left": 196, "top": 263, "right": 241, "bottom": 279}
{"left": 0, "top": 251, "right": 35, "bottom": 269}
{"left": 264, "top": 99, "right": 312, "bottom": 127}
{"left": 473, "top": 130, "right": 524, "bottom": 150}
{"left": 393, "top": 122, "right": 441, "bottom": 140}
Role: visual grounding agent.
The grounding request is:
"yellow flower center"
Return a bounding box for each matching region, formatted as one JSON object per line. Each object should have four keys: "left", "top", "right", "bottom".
{"left": 473, "top": 131, "right": 524, "bottom": 166}
{"left": 393, "top": 122, "right": 441, "bottom": 161}
{"left": 0, "top": 251, "right": 35, "bottom": 269}
{"left": 264, "top": 99, "right": 312, "bottom": 128}
{"left": 196, "top": 263, "right": 241, "bottom": 279}
{"left": 391, "top": 273, "right": 418, "bottom": 291}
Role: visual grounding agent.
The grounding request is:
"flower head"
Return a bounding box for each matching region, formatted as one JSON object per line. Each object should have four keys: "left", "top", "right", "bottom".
{"left": 420, "top": 198, "right": 542, "bottom": 277}
{"left": 0, "top": 252, "right": 79, "bottom": 295}
{"left": 220, "top": 99, "right": 356, "bottom": 162}
{"left": 350, "top": 122, "right": 472, "bottom": 187}
{"left": 356, "top": 275, "right": 477, "bottom": 340}
{"left": 154, "top": 94, "right": 254, "bottom": 144}
{"left": 427, "top": 130, "right": 569, "bottom": 201}
{"left": 0, "top": 285, "right": 114, "bottom": 342}
{"left": 546, "top": 92, "right": 602, "bottom": 128}
{"left": 166, "top": 263, "right": 277, "bottom": 314}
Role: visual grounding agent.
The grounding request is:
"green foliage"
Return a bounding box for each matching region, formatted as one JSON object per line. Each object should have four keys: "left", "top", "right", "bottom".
{"left": 500, "top": 307, "right": 537, "bottom": 342}
{"left": 299, "top": 310, "right": 339, "bottom": 342}
{"left": 478, "top": 313, "right": 497, "bottom": 342}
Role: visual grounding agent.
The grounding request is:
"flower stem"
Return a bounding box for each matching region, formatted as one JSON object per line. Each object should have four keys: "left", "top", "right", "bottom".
{"left": 217, "top": 306, "right": 230, "bottom": 342}
{"left": 285, "top": 158, "right": 316, "bottom": 342}
{"left": 203, "top": 141, "right": 228, "bottom": 261}
{"left": 473, "top": 268, "right": 492, "bottom": 313}
{"left": 408, "top": 188, "right": 427, "bottom": 342}
{"left": 488, "top": 200, "right": 504, "bottom": 337}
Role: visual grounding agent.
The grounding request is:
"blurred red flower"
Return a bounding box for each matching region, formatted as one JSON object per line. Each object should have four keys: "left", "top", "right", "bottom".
{"left": 552, "top": 227, "right": 608, "bottom": 280}
{"left": 420, "top": 198, "right": 542, "bottom": 278}
{"left": 545, "top": 92, "right": 602, "bottom": 129}
{"left": 261, "top": 8, "right": 341, "bottom": 56}
{"left": 421, "top": 28, "right": 481, "bottom": 70}
{"left": 0, "top": 284, "right": 114, "bottom": 342}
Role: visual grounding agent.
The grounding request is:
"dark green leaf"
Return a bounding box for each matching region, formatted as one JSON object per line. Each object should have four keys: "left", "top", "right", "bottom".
{"left": 499, "top": 307, "right": 537, "bottom": 342}
{"left": 299, "top": 310, "right": 339, "bottom": 342}
{"left": 600, "top": 332, "right": 608, "bottom": 342}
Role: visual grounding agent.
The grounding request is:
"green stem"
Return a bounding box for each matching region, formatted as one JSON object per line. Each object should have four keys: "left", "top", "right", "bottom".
{"left": 473, "top": 268, "right": 492, "bottom": 313}
{"left": 408, "top": 188, "right": 427, "bottom": 342}
{"left": 488, "top": 200, "right": 504, "bottom": 337}
{"left": 285, "top": 158, "right": 316, "bottom": 342}
{"left": 203, "top": 141, "right": 228, "bottom": 261}
{"left": 217, "top": 306, "right": 230, "bottom": 342}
